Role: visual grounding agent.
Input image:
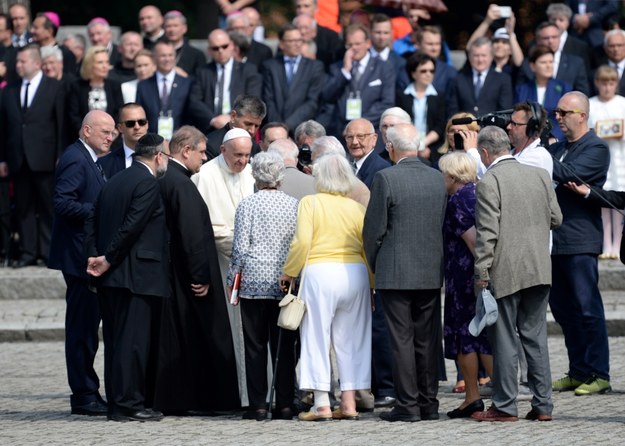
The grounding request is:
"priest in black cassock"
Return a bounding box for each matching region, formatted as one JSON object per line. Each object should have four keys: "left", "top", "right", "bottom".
{"left": 154, "top": 125, "right": 240, "bottom": 413}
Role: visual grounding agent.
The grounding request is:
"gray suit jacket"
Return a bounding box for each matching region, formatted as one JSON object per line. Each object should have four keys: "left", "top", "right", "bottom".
{"left": 279, "top": 166, "right": 315, "bottom": 201}
{"left": 363, "top": 156, "right": 447, "bottom": 290}
{"left": 474, "top": 158, "right": 562, "bottom": 299}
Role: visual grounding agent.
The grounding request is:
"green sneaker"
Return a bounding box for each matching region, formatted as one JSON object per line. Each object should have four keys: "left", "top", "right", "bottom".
{"left": 552, "top": 374, "right": 584, "bottom": 391}
{"left": 574, "top": 377, "right": 611, "bottom": 395}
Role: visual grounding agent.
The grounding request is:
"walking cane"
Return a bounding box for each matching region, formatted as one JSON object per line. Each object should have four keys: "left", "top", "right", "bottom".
{"left": 267, "top": 327, "right": 283, "bottom": 420}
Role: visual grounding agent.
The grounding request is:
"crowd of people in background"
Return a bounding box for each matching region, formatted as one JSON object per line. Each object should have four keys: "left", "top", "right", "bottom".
{"left": 0, "top": 0, "right": 623, "bottom": 424}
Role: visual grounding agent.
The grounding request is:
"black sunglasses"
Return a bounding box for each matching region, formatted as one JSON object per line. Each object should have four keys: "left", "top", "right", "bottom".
{"left": 122, "top": 119, "right": 148, "bottom": 128}
{"left": 210, "top": 44, "right": 229, "bottom": 51}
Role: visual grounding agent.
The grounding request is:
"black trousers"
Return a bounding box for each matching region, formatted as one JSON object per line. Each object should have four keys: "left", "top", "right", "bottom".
{"left": 63, "top": 273, "right": 103, "bottom": 407}
{"left": 240, "top": 299, "right": 295, "bottom": 410}
{"left": 13, "top": 165, "right": 53, "bottom": 261}
{"left": 99, "top": 287, "right": 160, "bottom": 415}
{"left": 378, "top": 289, "right": 441, "bottom": 417}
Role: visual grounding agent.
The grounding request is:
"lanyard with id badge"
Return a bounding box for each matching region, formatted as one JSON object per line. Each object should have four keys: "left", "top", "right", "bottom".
{"left": 158, "top": 110, "right": 174, "bottom": 141}
{"left": 346, "top": 91, "right": 362, "bottom": 121}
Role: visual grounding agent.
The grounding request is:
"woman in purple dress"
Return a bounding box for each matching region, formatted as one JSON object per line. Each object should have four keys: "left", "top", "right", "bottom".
{"left": 439, "top": 152, "right": 493, "bottom": 418}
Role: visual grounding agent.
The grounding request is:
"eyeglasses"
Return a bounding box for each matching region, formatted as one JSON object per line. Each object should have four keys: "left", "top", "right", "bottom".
{"left": 509, "top": 120, "right": 528, "bottom": 127}
{"left": 209, "top": 43, "right": 229, "bottom": 51}
{"left": 418, "top": 68, "right": 435, "bottom": 73}
{"left": 554, "top": 108, "right": 583, "bottom": 117}
{"left": 345, "top": 133, "right": 374, "bottom": 142}
{"left": 122, "top": 119, "right": 148, "bottom": 128}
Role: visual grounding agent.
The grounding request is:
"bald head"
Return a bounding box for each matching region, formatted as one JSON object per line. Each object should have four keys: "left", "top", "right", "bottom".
{"left": 208, "top": 29, "right": 234, "bottom": 65}
{"left": 81, "top": 110, "right": 116, "bottom": 156}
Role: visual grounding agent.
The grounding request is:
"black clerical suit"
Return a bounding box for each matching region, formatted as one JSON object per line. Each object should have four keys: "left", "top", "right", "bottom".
{"left": 154, "top": 160, "right": 240, "bottom": 412}
{"left": 84, "top": 161, "right": 170, "bottom": 417}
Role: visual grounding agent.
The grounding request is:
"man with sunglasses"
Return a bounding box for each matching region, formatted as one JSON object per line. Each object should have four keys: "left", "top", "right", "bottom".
{"left": 193, "top": 29, "right": 261, "bottom": 133}
{"left": 548, "top": 91, "right": 612, "bottom": 396}
{"left": 98, "top": 103, "right": 149, "bottom": 179}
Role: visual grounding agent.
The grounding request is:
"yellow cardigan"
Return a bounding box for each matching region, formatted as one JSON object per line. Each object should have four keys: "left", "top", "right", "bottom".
{"left": 282, "top": 193, "right": 373, "bottom": 286}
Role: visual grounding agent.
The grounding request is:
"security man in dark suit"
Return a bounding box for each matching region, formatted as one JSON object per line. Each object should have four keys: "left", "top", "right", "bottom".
{"left": 49, "top": 110, "right": 114, "bottom": 416}
{"left": 85, "top": 133, "right": 170, "bottom": 422}
{"left": 0, "top": 44, "right": 66, "bottom": 267}
{"left": 193, "top": 29, "right": 261, "bottom": 133}
{"left": 98, "top": 103, "right": 149, "bottom": 179}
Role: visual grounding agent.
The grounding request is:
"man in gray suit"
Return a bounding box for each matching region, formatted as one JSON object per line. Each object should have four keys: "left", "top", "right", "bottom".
{"left": 268, "top": 138, "right": 315, "bottom": 200}
{"left": 471, "top": 126, "right": 562, "bottom": 422}
{"left": 363, "top": 123, "right": 447, "bottom": 422}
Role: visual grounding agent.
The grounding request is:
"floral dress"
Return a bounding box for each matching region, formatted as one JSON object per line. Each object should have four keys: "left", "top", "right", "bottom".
{"left": 443, "top": 182, "right": 491, "bottom": 358}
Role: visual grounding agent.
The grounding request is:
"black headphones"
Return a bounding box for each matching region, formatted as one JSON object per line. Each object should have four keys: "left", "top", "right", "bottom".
{"left": 525, "top": 100, "right": 543, "bottom": 138}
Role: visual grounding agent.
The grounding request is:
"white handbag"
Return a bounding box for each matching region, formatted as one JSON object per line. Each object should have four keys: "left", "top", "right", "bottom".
{"left": 277, "top": 282, "right": 306, "bottom": 330}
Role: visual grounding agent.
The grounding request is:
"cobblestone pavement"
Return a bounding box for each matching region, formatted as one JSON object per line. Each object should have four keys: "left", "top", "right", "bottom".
{"left": 1, "top": 338, "right": 624, "bottom": 445}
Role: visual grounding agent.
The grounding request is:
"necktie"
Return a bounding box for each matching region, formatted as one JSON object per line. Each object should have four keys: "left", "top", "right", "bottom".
{"left": 160, "top": 77, "right": 169, "bottom": 112}
{"left": 96, "top": 162, "right": 107, "bottom": 182}
{"left": 352, "top": 60, "right": 361, "bottom": 87}
{"left": 216, "top": 65, "right": 225, "bottom": 114}
{"left": 22, "top": 82, "right": 30, "bottom": 112}
{"left": 474, "top": 72, "right": 483, "bottom": 99}
{"left": 286, "top": 58, "right": 295, "bottom": 86}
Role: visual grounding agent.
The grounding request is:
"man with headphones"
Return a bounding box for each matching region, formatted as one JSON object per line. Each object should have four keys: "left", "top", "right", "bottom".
{"left": 507, "top": 101, "right": 553, "bottom": 178}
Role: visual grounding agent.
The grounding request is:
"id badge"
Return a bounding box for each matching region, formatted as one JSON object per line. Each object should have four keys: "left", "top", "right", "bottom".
{"left": 346, "top": 98, "right": 362, "bottom": 120}
{"left": 158, "top": 115, "right": 174, "bottom": 141}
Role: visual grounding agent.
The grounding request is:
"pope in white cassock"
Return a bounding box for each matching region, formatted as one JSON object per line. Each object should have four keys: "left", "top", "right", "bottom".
{"left": 192, "top": 127, "right": 255, "bottom": 406}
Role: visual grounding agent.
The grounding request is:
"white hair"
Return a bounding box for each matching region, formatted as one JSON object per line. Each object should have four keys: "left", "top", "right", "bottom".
{"left": 380, "top": 107, "right": 411, "bottom": 126}
{"left": 268, "top": 138, "right": 299, "bottom": 163}
{"left": 251, "top": 151, "right": 285, "bottom": 188}
{"left": 313, "top": 154, "right": 355, "bottom": 196}
{"left": 310, "top": 136, "right": 346, "bottom": 158}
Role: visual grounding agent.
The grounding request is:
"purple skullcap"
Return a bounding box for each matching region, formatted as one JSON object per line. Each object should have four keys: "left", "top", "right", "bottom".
{"left": 88, "top": 17, "right": 109, "bottom": 26}
{"left": 43, "top": 12, "right": 60, "bottom": 28}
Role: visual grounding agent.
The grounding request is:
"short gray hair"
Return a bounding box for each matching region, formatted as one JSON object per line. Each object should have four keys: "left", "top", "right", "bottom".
{"left": 294, "top": 120, "right": 326, "bottom": 143}
{"left": 41, "top": 46, "right": 63, "bottom": 61}
{"left": 313, "top": 154, "right": 355, "bottom": 196}
{"left": 387, "top": 124, "right": 419, "bottom": 152}
{"left": 477, "top": 126, "right": 511, "bottom": 157}
{"left": 311, "top": 136, "right": 346, "bottom": 158}
{"left": 251, "top": 151, "right": 285, "bottom": 189}
{"left": 470, "top": 36, "right": 492, "bottom": 52}
{"left": 380, "top": 107, "right": 411, "bottom": 126}
{"left": 268, "top": 138, "right": 299, "bottom": 162}
{"left": 546, "top": 3, "right": 572, "bottom": 20}
{"left": 604, "top": 29, "right": 625, "bottom": 47}
{"left": 233, "top": 95, "right": 267, "bottom": 120}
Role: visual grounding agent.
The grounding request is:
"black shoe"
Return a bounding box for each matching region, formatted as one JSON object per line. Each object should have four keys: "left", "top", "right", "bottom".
{"left": 242, "top": 409, "right": 268, "bottom": 421}
{"left": 374, "top": 396, "right": 396, "bottom": 408}
{"left": 13, "top": 258, "right": 36, "bottom": 268}
{"left": 356, "top": 405, "right": 374, "bottom": 413}
{"left": 71, "top": 400, "right": 108, "bottom": 416}
{"left": 109, "top": 409, "right": 164, "bottom": 422}
{"left": 447, "top": 399, "right": 485, "bottom": 419}
{"left": 379, "top": 409, "right": 420, "bottom": 422}
{"left": 271, "top": 407, "right": 293, "bottom": 420}
{"left": 420, "top": 411, "right": 440, "bottom": 421}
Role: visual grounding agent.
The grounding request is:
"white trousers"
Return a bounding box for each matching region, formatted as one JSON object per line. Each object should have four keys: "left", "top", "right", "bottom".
{"left": 298, "top": 262, "right": 371, "bottom": 392}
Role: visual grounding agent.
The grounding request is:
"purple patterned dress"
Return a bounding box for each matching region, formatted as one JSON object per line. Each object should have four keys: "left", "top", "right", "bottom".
{"left": 443, "top": 182, "right": 491, "bottom": 359}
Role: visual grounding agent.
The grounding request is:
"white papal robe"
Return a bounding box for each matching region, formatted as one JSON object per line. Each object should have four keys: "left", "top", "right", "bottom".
{"left": 192, "top": 154, "right": 255, "bottom": 406}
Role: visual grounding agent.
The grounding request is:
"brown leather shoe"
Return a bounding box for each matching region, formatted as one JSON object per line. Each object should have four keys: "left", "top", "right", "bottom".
{"left": 525, "top": 409, "right": 552, "bottom": 421}
{"left": 471, "top": 406, "right": 518, "bottom": 422}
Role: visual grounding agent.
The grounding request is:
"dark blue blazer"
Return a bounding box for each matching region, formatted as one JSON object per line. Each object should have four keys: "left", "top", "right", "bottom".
{"left": 48, "top": 140, "right": 107, "bottom": 278}
{"left": 446, "top": 66, "right": 513, "bottom": 119}
{"left": 519, "top": 54, "right": 589, "bottom": 96}
{"left": 432, "top": 61, "right": 457, "bottom": 97}
{"left": 262, "top": 56, "right": 325, "bottom": 131}
{"left": 97, "top": 138, "right": 127, "bottom": 179}
{"left": 387, "top": 50, "right": 411, "bottom": 91}
{"left": 549, "top": 131, "right": 610, "bottom": 255}
{"left": 321, "top": 56, "right": 396, "bottom": 135}
{"left": 358, "top": 152, "right": 391, "bottom": 189}
{"left": 136, "top": 73, "right": 194, "bottom": 134}
{"left": 565, "top": 0, "right": 620, "bottom": 48}
{"left": 515, "top": 78, "right": 572, "bottom": 140}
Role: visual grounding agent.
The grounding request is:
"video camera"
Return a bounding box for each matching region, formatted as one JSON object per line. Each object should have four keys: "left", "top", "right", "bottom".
{"left": 451, "top": 110, "right": 513, "bottom": 130}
